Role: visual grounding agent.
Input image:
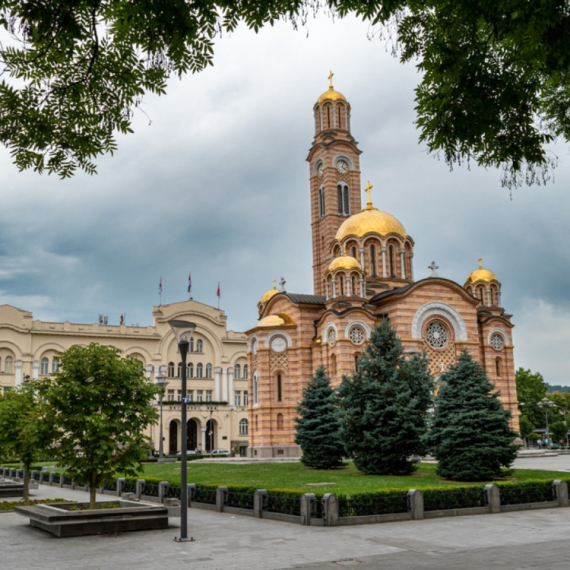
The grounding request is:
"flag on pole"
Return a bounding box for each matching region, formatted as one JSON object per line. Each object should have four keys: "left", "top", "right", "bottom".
{"left": 216, "top": 282, "right": 220, "bottom": 298}
{"left": 188, "top": 272, "right": 192, "bottom": 295}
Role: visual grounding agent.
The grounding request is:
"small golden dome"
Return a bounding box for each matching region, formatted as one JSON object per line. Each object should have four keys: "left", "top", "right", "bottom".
{"left": 336, "top": 208, "right": 407, "bottom": 241}
{"left": 260, "top": 281, "right": 279, "bottom": 305}
{"left": 328, "top": 255, "right": 361, "bottom": 272}
{"left": 257, "top": 313, "right": 295, "bottom": 328}
{"left": 317, "top": 87, "right": 347, "bottom": 104}
{"left": 465, "top": 258, "right": 500, "bottom": 284}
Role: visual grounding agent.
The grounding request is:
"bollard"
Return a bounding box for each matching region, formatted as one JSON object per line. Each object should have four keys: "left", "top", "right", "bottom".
{"left": 187, "top": 484, "right": 196, "bottom": 507}
{"left": 484, "top": 484, "right": 501, "bottom": 513}
{"left": 553, "top": 480, "right": 569, "bottom": 507}
{"left": 116, "top": 478, "right": 125, "bottom": 497}
{"left": 407, "top": 489, "right": 424, "bottom": 520}
{"left": 301, "top": 493, "right": 317, "bottom": 525}
{"left": 254, "top": 489, "right": 268, "bottom": 518}
{"left": 216, "top": 486, "right": 228, "bottom": 512}
{"left": 136, "top": 479, "right": 146, "bottom": 500}
{"left": 322, "top": 493, "right": 339, "bottom": 526}
{"left": 158, "top": 481, "right": 169, "bottom": 503}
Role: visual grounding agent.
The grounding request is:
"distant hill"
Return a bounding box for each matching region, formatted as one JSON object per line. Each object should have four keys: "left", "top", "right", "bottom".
{"left": 546, "top": 384, "right": 570, "bottom": 393}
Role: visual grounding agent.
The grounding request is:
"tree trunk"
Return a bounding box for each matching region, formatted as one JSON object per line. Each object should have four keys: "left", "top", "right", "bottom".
{"left": 23, "top": 464, "right": 30, "bottom": 501}
{"left": 90, "top": 472, "right": 97, "bottom": 509}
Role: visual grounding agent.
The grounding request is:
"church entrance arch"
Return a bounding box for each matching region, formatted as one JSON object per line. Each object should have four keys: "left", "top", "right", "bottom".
{"left": 169, "top": 420, "right": 179, "bottom": 454}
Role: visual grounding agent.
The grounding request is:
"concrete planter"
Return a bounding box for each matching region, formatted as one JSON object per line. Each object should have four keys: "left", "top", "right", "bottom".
{"left": 0, "top": 480, "right": 24, "bottom": 497}
{"left": 14, "top": 500, "right": 169, "bottom": 537}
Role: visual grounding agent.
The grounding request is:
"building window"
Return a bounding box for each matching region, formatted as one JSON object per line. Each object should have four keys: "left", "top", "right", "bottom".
{"left": 389, "top": 245, "right": 395, "bottom": 276}
{"left": 253, "top": 372, "right": 259, "bottom": 405}
{"left": 197, "top": 390, "right": 203, "bottom": 402}
{"left": 327, "top": 328, "right": 337, "bottom": 347}
{"left": 196, "top": 340, "right": 203, "bottom": 352}
{"left": 337, "top": 183, "right": 350, "bottom": 216}
{"left": 495, "top": 357, "right": 502, "bottom": 377}
{"left": 239, "top": 418, "right": 249, "bottom": 436}
{"left": 425, "top": 321, "right": 448, "bottom": 349}
{"left": 197, "top": 363, "right": 203, "bottom": 378}
{"left": 318, "top": 186, "right": 325, "bottom": 219}
{"left": 187, "top": 390, "right": 193, "bottom": 401}
{"left": 206, "top": 363, "right": 212, "bottom": 378}
{"left": 491, "top": 333, "right": 504, "bottom": 350}
{"left": 4, "top": 356, "right": 13, "bottom": 373}
{"left": 167, "top": 389, "right": 174, "bottom": 402}
{"left": 330, "top": 353, "right": 337, "bottom": 376}
{"left": 277, "top": 413, "right": 284, "bottom": 430}
{"left": 234, "top": 364, "right": 241, "bottom": 380}
{"left": 187, "top": 363, "right": 193, "bottom": 378}
{"left": 177, "top": 362, "right": 182, "bottom": 377}
{"left": 177, "top": 389, "right": 182, "bottom": 400}
{"left": 189, "top": 338, "right": 194, "bottom": 352}
{"left": 206, "top": 390, "right": 212, "bottom": 402}
{"left": 277, "top": 374, "right": 282, "bottom": 402}
{"left": 370, "top": 245, "right": 377, "bottom": 276}
{"left": 52, "top": 358, "right": 59, "bottom": 373}
{"left": 235, "top": 391, "right": 241, "bottom": 406}
{"left": 243, "top": 391, "right": 249, "bottom": 406}
{"left": 349, "top": 326, "right": 365, "bottom": 345}
{"left": 168, "top": 362, "right": 174, "bottom": 377}
{"left": 243, "top": 364, "right": 248, "bottom": 379}
{"left": 40, "top": 358, "right": 49, "bottom": 375}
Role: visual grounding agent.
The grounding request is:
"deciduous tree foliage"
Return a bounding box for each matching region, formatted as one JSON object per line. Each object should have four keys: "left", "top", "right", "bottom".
{"left": 426, "top": 350, "right": 518, "bottom": 481}
{"left": 294, "top": 365, "right": 345, "bottom": 469}
{"left": 337, "top": 319, "right": 432, "bottom": 475}
{"left": 0, "top": 381, "right": 53, "bottom": 499}
{"left": 515, "top": 367, "right": 549, "bottom": 428}
{"left": 39, "top": 343, "right": 160, "bottom": 508}
{"left": 2, "top": 1, "right": 569, "bottom": 184}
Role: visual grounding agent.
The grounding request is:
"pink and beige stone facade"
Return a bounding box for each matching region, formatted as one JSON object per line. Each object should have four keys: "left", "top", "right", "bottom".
{"left": 246, "top": 81, "right": 519, "bottom": 458}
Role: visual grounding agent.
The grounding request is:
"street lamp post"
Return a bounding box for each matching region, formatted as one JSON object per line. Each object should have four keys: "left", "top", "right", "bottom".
{"left": 169, "top": 319, "right": 196, "bottom": 543}
{"left": 155, "top": 373, "right": 169, "bottom": 463}
{"left": 208, "top": 407, "right": 214, "bottom": 455}
{"left": 538, "top": 397, "right": 556, "bottom": 450}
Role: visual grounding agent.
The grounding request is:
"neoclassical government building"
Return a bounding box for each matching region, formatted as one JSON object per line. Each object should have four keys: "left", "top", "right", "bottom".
{"left": 0, "top": 300, "right": 249, "bottom": 455}
{"left": 246, "top": 78, "right": 520, "bottom": 458}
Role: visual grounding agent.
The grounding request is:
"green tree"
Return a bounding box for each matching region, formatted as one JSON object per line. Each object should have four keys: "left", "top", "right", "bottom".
{"left": 550, "top": 420, "right": 568, "bottom": 444}
{"left": 0, "top": 381, "right": 54, "bottom": 499}
{"left": 2, "top": 1, "right": 569, "bottom": 184}
{"left": 426, "top": 350, "right": 518, "bottom": 481}
{"left": 337, "top": 320, "right": 432, "bottom": 475}
{"left": 516, "top": 368, "right": 549, "bottom": 428}
{"left": 40, "top": 343, "right": 160, "bottom": 508}
{"left": 294, "top": 366, "right": 345, "bottom": 469}
{"left": 518, "top": 415, "right": 535, "bottom": 446}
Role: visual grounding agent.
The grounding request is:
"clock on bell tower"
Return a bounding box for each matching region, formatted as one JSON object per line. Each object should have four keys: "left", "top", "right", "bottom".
{"left": 307, "top": 73, "right": 362, "bottom": 295}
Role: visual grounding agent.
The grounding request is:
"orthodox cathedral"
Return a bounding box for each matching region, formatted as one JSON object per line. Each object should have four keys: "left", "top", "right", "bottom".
{"left": 245, "top": 77, "right": 519, "bottom": 458}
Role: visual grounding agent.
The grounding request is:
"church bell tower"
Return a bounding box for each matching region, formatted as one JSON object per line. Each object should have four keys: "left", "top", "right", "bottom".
{"left": 307, "top": 73, "right": 362, "bottom": 296}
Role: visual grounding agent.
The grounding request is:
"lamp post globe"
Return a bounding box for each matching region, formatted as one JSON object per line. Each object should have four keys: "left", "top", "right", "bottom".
{"left": 155, "top": 373, "right": 169, "bottom": 462}
{"left": 169, "top": 319, "right": 196, "bottom": 542}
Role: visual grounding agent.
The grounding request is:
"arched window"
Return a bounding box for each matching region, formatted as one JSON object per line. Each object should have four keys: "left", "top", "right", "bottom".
{"left": 338, "top": 274, "right": 344, "bottom": 296}
{"left": 354, "top": 352, "right": 362, "bottom": 370}
{"left": 177, "top": 362, "right": 182, "bottom": 377}
{"left": 370, "top": 245, "right": 377, "bottom": 276}
{"left": 277, "top": 374, "right": 283, "bottom": 402}
{"left": 318, "top": 186, "right": 325, "bottom": 219}
{"left": 40, "top": 357, "right": 49, "bottom": 375}
{"left": 234, "top": 364, "right": 241, "bottom": 380}
{"left": 187, "top": 363, "right": 193, "bottom": 378}
{"left": 189, "top": 338, "right": 194, "bottom": 352}
{"left": 389, "top": 245, "right": 395, "bottom": 276}
{"left": 206, "top": 363, "right": 212, "bottom": 378}
{"left": 196, "top": 340, "right": 203, "bottom": 352}
{"left": 337, "top": 183, "right": 350, "bottom": 216}
{"left": 277, "top": 413, "right": 284, "bottom": 430}
{"left": 5, "top": 356, "right": 13, "bottom": 373}
{"left": 495, "top": 357, "right": 502, "bottom": 377}
{"left": 239, "top": 418, "right": 249, "bottom": 436}
{"left": 330, "top": 354, "right": 337, "bottom": 376}
{"left": 351, "top": 246, "right": 357, "bottom": 259}
{"left": 52, "top": 358, "right": 59, "bottom": 373}
{"left": 253, "top": 372, "right": 259, "bottom": 405}
{"left": 351, "top": 275, "right": 356, "bottom": 296}
{"left": 196, "top": 363, "right": 203, "bottom": 378}
{"left": 243, "top": 364, "right": 248, "bottom": 379}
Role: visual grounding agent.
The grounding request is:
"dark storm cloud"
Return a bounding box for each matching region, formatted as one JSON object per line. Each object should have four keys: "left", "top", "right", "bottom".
{"left": 0, "top": 16, "right": 568, "bottom": 382}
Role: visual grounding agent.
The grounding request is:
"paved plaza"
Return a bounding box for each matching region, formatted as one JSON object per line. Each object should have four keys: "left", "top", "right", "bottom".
{"left": 2, "top": 454, "right": 570, "bottom": 570}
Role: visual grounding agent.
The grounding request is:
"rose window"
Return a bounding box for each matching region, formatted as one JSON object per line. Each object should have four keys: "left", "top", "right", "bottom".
{"left": 425, "top": 321, "right": 448, "bottom": 349}
{"left": 349, "top": 326, "right": 365, "bottom": 345}
{"left": 490, "top": 333, "right": 504, "bottom": 350}
{"left": 327, "top": 328, "right": 337, "bottom": 347}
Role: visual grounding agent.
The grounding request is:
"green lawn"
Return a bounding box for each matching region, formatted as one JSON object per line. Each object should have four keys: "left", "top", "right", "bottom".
{"left": 131, "top": 461, "right": 570, "bottom": 496}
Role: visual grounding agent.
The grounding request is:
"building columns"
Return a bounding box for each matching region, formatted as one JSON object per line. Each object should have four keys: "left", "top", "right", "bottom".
{"left": 381, "top": 247, "right": 387, "bottom": 278}
{"left": 15, "top": 360, "right": 23, "bottom": 386}
{"left": 32, "top": 360, "right": 39, "bottom": 380}
{"left": 214, "top": 366, "right": 222, "bottom": 401}
{"left": 399, "top": 249, "right": 406, "bottom": 279}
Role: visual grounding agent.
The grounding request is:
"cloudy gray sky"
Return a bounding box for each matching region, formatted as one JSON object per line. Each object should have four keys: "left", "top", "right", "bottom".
{"left": 1, "top": 15, "right": 569, "bottom": 385}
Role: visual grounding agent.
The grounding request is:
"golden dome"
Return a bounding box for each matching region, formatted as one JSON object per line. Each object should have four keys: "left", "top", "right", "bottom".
{"left": 336, "top": 207, "right": 407, "bottom": 241}
{"left": 317, "top": 87, "right": 347, "bottom": 104}
{"left": 257, "top": 313, "right": 295, "bottom": 327}
{"left": 465, "top": 258, "right": 500, "bottom": 284}
{"left": 328, "top": 255, "right": 361, "bottom": 272}
{"left": 260, "top": 281, "right": 279, "bottom": 305}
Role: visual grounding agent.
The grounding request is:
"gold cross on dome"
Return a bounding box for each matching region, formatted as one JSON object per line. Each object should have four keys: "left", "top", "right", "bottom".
{"left": 365, "top": 181, "right": 373, "bottom": 209}
{"left": 478, "top": 257, "right": 483, "bottom": 269}
{"left": 328, "top": 70, "right": 334, "bottom": 89}
{"left": 273, "top": 278, "right": 276, "bottom": 289}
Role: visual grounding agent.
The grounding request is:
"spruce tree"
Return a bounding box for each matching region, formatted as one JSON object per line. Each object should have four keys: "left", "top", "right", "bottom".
{"left": 337, "top": 320, "right": 433, "bottom": 475}
{"left": 294, "top": 366, "right": 345, "bottom": 469}
{"left": 426, "top": 349, "right": 518, "bottom": 481}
